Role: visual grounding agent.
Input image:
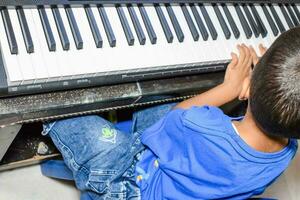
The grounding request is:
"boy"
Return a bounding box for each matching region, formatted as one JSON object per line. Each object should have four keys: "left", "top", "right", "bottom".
{"left": 42, "top": 28, "right": 299, "bottom": 199}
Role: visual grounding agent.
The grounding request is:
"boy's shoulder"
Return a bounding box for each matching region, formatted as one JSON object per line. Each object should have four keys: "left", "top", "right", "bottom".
{"left": 174, "top": 105, "right": 233, "bottom": 134}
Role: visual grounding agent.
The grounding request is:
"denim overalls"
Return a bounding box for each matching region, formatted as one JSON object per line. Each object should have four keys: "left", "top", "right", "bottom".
{"left": 42, "top": 103, "right": 175, "bottom": 199}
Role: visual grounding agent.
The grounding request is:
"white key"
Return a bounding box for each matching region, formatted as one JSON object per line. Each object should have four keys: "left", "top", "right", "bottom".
{"left": 239, "top": 6, "right": 262, "bottom": 53}
{"left": 287, "top": 5, "right": 298, "bottom": 26}
{"left": 132, "top": 5, "right": 155, "bottom": 62}
{"left": 193, "top": 5, "right": 222, "bottom": 61}
{"left": 0, "top": 12, "right": 23, "bottom": 86}
{"left": 115, "top": 5, "right": 140, "bottom": 70}
{"left": 61, "top": 7, "right": 93, "bottom": 78}
{"left": 172, "top": 5, "right": 208, "bottom": 63}
{"left": 273, "top": 5, "right": 290, "bottom": 31}
{"left": 183, "top": 5, "right": 209, "bottom": 63}
{"left": 30, "top": 8, "right": 61, "bottom": 81}
{"left": 137, "top": 5, "right": 169, "bottom": 69}
{"left": 227, "top": 5, "right": 251, "bottom": 53}
{"left": 105, "top": 6, "right": 133, "bottom": 71}
{"left": 255, "top": 5, "right": 276, "bottom": 48}
{"left": 145, "top": 5, "right": 179, "bottom": 67}
{"left": 9, "top": 9, "right": 35, "bottom": 85}
{"left": 46, "top": 7, "right": 72, "bottom": 80}
{"left": 24, "top": 9, "right": 49, "bottom": 83}
{"left": 122, "top": 5, "right": 154, "bottom": 70}
{"left": 90, "top": 5, "right": 112, "bottom": 75}
{"left": 249, "top": 5, "right": 267, "bottom": 53}
{"left": 205, "top": 5, "right": 231, "bottom": 60}
{"left": 160, "top": 5, "right": 184, "bottom": 65}
{"left": 218, "top": 4, "right": 241, "bottom": 55}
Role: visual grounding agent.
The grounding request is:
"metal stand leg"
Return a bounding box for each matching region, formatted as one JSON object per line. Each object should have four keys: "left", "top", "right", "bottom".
{"left": 0, "top": 124, "right": 22, "bottom": 161}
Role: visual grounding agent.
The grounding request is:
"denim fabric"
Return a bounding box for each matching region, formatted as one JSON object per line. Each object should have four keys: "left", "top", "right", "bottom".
{"left": 42, "top": 103, "right": 175, "bottom": 200}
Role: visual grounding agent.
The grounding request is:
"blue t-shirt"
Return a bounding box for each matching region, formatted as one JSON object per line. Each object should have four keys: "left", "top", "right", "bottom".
{"left": 135, "top": 106, "right": 298, "bottom": 200}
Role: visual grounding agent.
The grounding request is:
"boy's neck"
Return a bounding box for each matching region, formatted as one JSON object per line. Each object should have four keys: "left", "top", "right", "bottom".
{"left": 233, "top": 109, "right": 289, "bottom": 153}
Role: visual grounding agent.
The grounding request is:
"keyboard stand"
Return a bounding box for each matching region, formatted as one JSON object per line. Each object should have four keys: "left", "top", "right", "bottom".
{"left": 0, "top": 124, "right": 22, "bottom": 161}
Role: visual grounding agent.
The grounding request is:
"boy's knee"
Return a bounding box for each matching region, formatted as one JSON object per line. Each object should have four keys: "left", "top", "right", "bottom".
{"left": 42, "top": 115, "right": 111, "bottom": 137}
{"left": 42, "top": 115, "right": 139, "bottom": 165}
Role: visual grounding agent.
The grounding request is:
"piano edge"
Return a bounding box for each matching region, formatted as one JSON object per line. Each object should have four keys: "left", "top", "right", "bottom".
{"left": 0, "top": 71, "right": 225, "bottom": 127}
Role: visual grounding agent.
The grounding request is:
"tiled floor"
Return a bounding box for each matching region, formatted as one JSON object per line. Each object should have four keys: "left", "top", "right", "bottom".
{"left": 0, "top": 150, "right": 299, "bottom": 200}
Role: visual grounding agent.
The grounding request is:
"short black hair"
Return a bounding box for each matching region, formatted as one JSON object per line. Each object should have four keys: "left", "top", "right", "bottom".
{"left": 250, "top": 27, "right": 300, "bottom": 139}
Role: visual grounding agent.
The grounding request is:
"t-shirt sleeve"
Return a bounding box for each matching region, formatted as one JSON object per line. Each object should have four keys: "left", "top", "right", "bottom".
{"left": 141, "top": 105, "right": 226, "bottom": 143}
{"left": 181, "top": 105, "right": 231, "bottom": 135}
{"left": 141, "top": 108, "right": 185, "bottom": 143}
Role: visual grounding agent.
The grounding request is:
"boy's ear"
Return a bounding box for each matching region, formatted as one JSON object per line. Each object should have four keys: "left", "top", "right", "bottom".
{"left": 239, "top": 77, "right": 250, "bottom": 101}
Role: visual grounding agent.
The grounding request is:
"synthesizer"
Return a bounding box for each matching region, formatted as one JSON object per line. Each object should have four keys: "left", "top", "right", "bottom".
{"left": 0, "top": 1, "right": 298, "bottom": 96}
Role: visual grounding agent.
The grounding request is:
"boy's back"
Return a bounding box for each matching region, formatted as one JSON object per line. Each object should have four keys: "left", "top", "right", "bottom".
{"left": 136, "top": 106, "right": 297, "bottom": 199}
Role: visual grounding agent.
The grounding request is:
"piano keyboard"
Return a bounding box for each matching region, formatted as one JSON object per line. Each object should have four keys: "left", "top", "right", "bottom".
{"left": 0, "top": 1, "right": 299, "bottom": 96}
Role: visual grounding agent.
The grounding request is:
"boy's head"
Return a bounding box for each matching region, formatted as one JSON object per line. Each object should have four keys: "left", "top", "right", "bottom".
{"left": 250, "top": 28, "right": 300, "bottom": 139}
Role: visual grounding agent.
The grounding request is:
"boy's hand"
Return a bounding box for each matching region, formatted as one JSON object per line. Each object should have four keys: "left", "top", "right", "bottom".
{"left": 250, "top": 44, "right": 267, "bottom": 66}
{"left": 174, "top": 44, "right": 267, "bottom": 109}
{"left": 223, "top": 44, "right": 252, "bottom": 99}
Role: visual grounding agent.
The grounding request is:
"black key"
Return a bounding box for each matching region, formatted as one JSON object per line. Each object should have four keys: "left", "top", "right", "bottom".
{"left": 250, "top": 5, "right": 268, "bottom": 38}
{"left": 85, "top": 6, "right": 103, "bottom": 48}
{"left": 279, "top": 4, "right": 294, "bottom": 28}
{"left": 52, "top": 6, "right": 70, "bottom": 50}
{"left": 222, "top": 4, "right": 240, "bottom": 39}
{"left": 116, "top": 5, "right": 134, "bottom": 46}
{"left": 16, "top": 7, "right": 34, "bottom": 53}
{"left": 242, "top": 4, "right": 259, "bottom": 37}
{"left": 154, "top": 4, "right": 173, "bottom": 43}
{"left": 128, "top": 5, "right": 146, "bottom": 45}
{"left": 235, "top": 4, "right": 252, "bottom": 39}
{"left": 1, "top": 8, "right": 18, "bottom": 54}
{"left": 190, "top": 4, "right": 208, "bottom": 41}
{"left": 286, "top": 4, "right": 299, "bottom": 26}
{"left": 269, "top": 4, "right": 285, "bottom": 33}
{"left": 98, "top": 5, "right": 116, "bottom": 47}
{"left": 38, "top": 6, "right": 56, "bottom": 51}
{"left": 181, "top": 4, "right": 199, "bottom": 41}
{"left": 292, "top": 4, "right": 300, "bottom": 22}
{"left": 65, "top": 6, "right": 83, "bottom": 49}
{"left": 138, "top": 5, "right": 157, "bottom": 44}
{"left": 165, "top": 4, "right": 184, "bottom": 42}
{"left": 199, "top": 4, "right": 218, "bottom": 40}
{"left": 261, "top": 4, "right": 279, "bottom": 36}
{"left": 213, "top": 4, "right": 231, "bottom": 39}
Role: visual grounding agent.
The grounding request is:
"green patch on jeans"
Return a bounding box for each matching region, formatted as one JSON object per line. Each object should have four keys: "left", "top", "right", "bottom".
{"left": 100, "top": 125, "right": 117, "bottom": 144}
{"left": 102, "top": 127, "right": 114, "bottom": 138}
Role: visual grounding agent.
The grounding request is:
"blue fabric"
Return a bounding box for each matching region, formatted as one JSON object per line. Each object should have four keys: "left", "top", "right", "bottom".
{"left": 136, "top": 105, "right": 298, "bottom": 200}
{"left": 41, "top": 160, "right": 74, "bottom": 181}
{"left": 114, "top": 121, "right": 132, "bottom": 134}
{"left": 42, "top": 103, "right": 175, "bottom": 200}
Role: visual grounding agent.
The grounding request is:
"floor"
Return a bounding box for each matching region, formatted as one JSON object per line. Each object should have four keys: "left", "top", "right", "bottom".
{"left": 0, "top": 150, "right": 299, "bottom": 200}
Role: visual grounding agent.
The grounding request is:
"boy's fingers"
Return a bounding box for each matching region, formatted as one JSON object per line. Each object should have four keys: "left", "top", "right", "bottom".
{"left": 250, "top": 45, "right": 258, "bottom": 58}
{"left": 242, "top": 45, "right": 251, "bottom": 67}
{"left": 246, "top": 52, "right": 253, "bottom": 69}
{"left": 231, "top": 52, "right": 238, "bottom": 64}
{"left": 250, "top": 46, "right": 259, "bottom": 65}
{"left": 228, "top": 53, "right": 238, "bottom": 69}
{"left": 259, "top": 44, "right": 267, "bottom": 55}
{"left": 237, "top": 44, "right": 245, "bottom": 66}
